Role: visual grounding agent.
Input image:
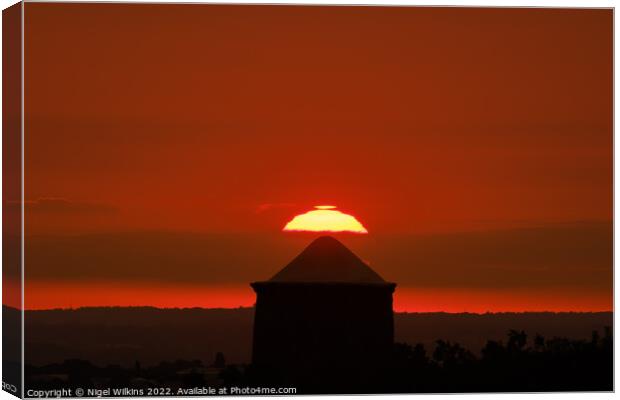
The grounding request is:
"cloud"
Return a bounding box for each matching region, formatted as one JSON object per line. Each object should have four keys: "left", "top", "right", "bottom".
{"left": 21, "top": 222, "right": 612, "bottom": 293}
{"left": 255, "top": 203, "right": 297, "bottom": 214}
{"left": 5, "top": 197, "right": 118, "bottom": 215}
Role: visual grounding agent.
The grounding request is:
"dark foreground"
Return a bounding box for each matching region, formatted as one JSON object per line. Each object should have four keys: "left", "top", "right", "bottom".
{"left": 25, "top": 328, "right": 612, "bottom": 394}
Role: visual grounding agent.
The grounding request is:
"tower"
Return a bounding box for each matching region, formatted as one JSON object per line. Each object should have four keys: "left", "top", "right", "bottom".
{"left": 250, "top": 236, "right": 396, "bottom": 383}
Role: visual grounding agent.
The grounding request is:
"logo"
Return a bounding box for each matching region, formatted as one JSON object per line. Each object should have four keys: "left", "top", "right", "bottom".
{"left": 2, "top": 381, "right": 17, "bottom": 393}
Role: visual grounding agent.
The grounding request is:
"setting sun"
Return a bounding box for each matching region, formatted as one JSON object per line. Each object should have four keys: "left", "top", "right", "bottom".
{"left": 283, "top": 206, "right": 368, "bottom": 234}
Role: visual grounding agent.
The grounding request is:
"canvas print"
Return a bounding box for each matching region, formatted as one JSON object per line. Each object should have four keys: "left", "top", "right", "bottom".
{"left": 2, "top": 2, "right": 613, "bottom": 397}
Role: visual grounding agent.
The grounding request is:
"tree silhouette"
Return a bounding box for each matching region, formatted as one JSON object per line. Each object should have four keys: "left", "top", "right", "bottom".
{"left": 213, "top": 352, "right": 226, "bottom": 368}
{"left": 534, "top": 334, "right": 545, "bottom": 351}
{"left": 507, "top": 329, "right": 527, "bottom": 352}
{"left": 433, "top": 340, "right": 475, "bottom": 367}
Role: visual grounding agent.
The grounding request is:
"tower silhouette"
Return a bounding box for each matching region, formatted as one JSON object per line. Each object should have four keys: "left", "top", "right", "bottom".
{"left": 251, "top": 236, "right": 396, "bottom": 383}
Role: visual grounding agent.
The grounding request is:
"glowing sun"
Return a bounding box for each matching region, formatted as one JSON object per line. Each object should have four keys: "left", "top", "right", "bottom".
{"left": 283, "top": 205, "right": 368, "bottom": 234}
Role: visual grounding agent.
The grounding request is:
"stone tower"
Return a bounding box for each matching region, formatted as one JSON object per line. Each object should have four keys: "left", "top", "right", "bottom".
{"left": 250, "top": 236, "right": 396, "bottom": 380}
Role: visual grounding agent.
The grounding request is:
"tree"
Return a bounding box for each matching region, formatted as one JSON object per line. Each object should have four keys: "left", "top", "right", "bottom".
{"left": 433, "top": 340, "right": 474, "bottom": 367}
{"left": 214, "top": 352, "right": 226, "bottom": 368}
{"left": 507, "top": 330, "right": 527, "bottom": 352}
{"left": 534, "top": 334, "right": 545, "bottom": 351}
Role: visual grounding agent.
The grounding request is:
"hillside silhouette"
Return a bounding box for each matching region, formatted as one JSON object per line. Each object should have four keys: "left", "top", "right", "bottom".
{"left": 19, "top": 306, "right": 611, "bottom": 368}
{"left": 23, "top": 321, "right": 612, "bottom": 393}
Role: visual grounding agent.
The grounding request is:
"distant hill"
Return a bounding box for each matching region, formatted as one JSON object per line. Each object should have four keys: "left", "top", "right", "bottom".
{"left": 19, "top": 306, "right": 611, "bottom": 367}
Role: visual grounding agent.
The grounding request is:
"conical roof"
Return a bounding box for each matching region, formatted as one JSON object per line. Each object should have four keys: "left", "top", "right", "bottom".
{"left": 270, "top": 236, "right": 386, "bottom": 283}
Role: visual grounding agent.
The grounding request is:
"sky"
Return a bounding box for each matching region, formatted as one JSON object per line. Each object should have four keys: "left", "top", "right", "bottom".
{"left": 12, "top": 4, "right": 613, "bottom": 311}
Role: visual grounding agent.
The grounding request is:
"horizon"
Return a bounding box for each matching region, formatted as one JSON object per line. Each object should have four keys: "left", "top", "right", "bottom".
{"left": 9, "top": 305, "right": 614, "bottom": 315}
{"left": 7, "top": 223, "right": 612, "bottom": 312}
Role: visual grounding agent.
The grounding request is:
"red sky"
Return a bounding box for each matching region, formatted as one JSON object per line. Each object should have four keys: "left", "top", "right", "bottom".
{"left": 12, "top": 4, "right": 613, "bottom": 311}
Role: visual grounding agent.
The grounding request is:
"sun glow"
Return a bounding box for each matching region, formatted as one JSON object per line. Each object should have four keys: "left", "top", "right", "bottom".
{"left": 283, "top": 206, "right": 368, "bottom": 234}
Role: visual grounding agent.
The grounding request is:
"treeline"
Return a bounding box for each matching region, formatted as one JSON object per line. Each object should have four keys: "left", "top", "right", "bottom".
{"left": 383, "top": 327, "right": 613, "bottom": 392}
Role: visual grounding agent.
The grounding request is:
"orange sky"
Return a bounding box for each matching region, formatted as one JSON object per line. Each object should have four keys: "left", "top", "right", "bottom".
{"left": 12, "top": 4, "right": 613, "bottom": 311}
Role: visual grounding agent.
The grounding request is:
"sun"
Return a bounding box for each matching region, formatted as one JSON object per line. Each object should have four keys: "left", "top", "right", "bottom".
{"left": 283, "top": 205, "right": 368, "bottom": 234}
